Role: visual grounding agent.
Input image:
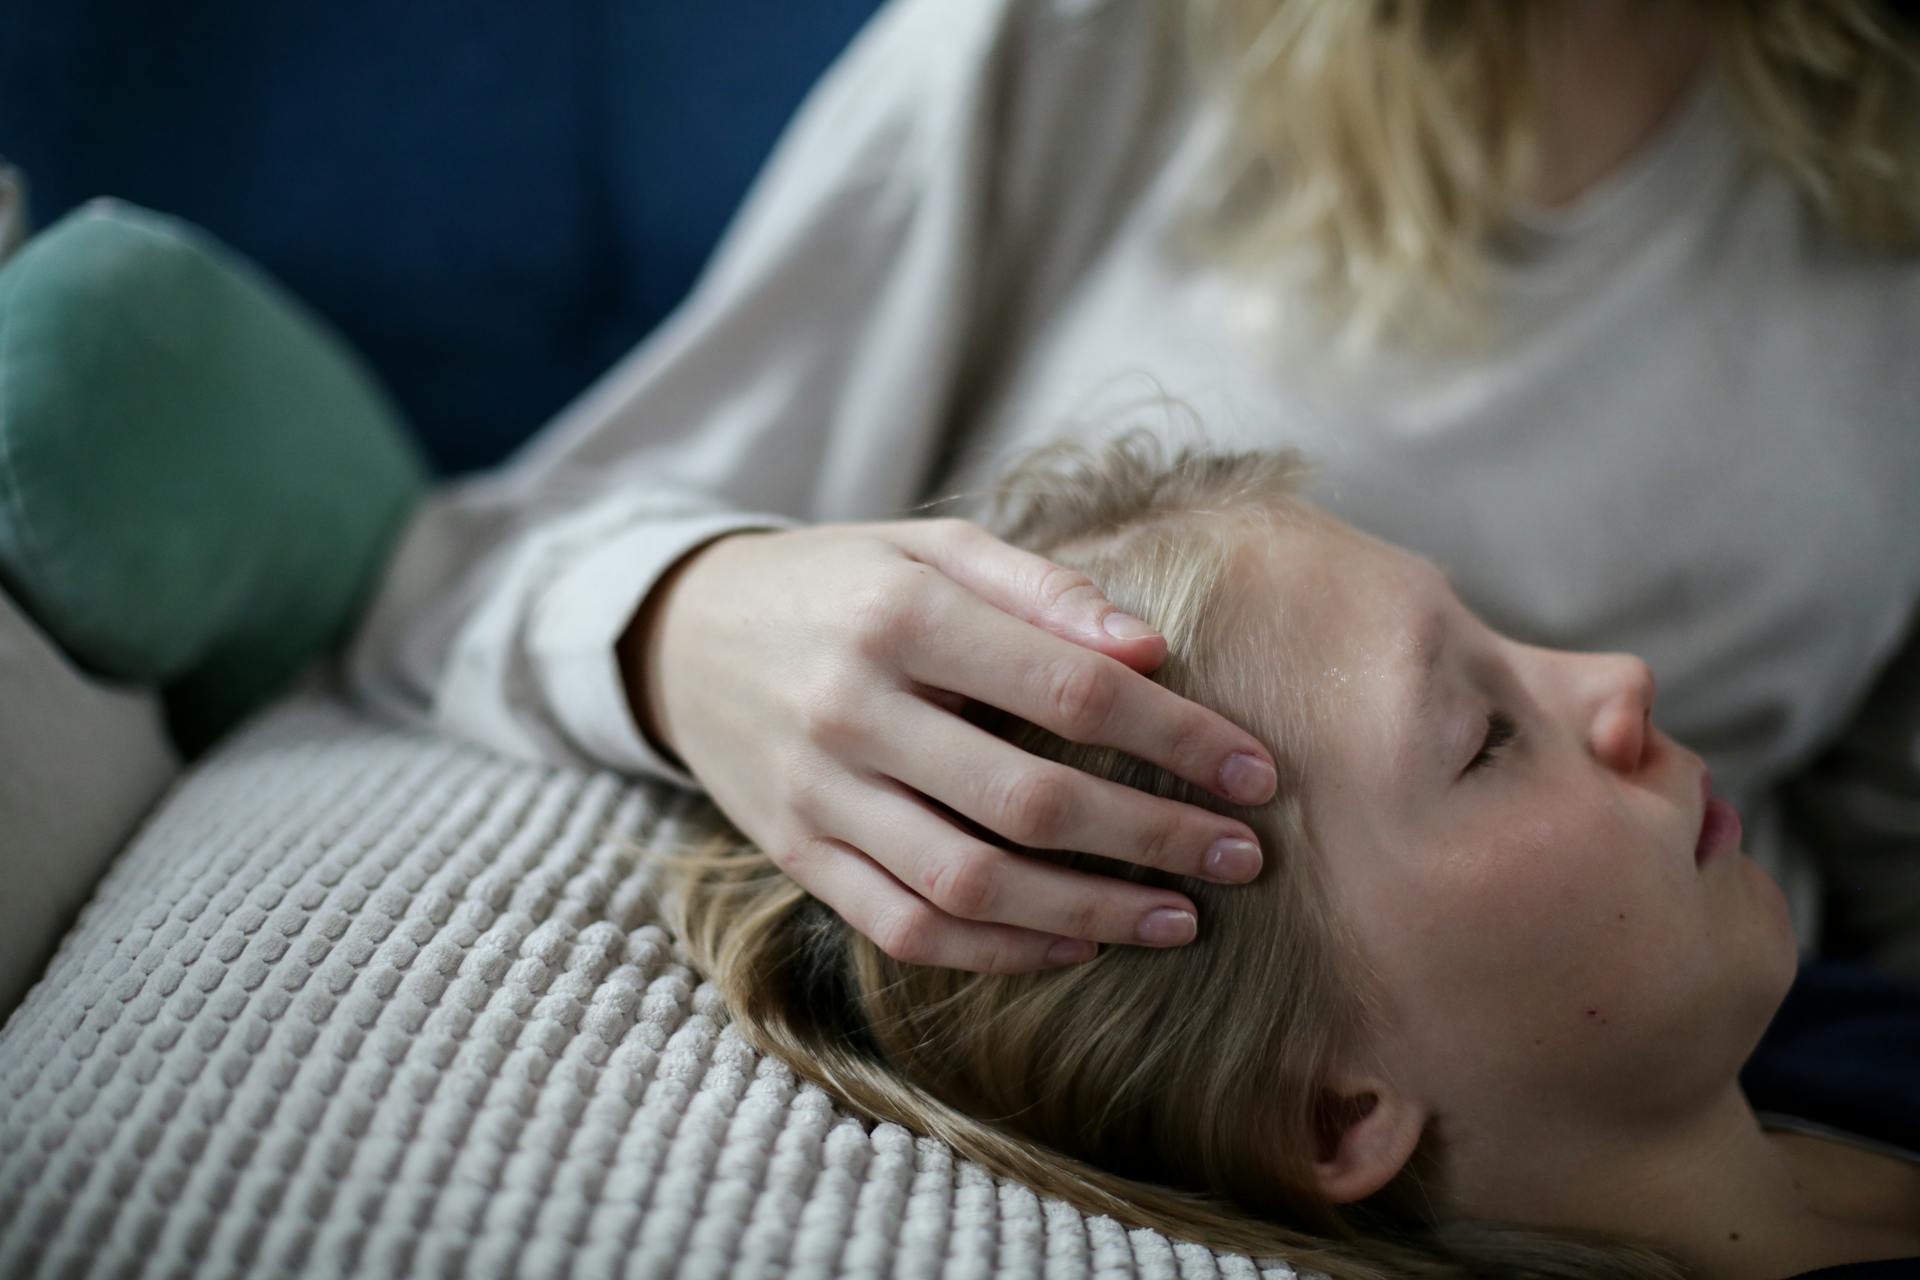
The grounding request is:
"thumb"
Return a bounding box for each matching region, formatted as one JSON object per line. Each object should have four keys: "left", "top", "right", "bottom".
{"left": 884, "top": 518, "right": 1169, "bottom": 672}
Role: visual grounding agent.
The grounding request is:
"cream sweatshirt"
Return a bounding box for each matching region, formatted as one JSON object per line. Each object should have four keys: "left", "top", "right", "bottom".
{"left": 344, "top": 0, "right": 1920, "bottom": 958}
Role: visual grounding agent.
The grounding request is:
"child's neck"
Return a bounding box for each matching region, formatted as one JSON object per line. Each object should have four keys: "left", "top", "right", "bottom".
{"left": 1442, "top": 1084, "right": 1917, "bottom": 1278}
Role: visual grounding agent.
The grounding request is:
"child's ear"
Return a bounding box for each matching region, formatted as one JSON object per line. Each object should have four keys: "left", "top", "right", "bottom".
{"left": 1310, "top": 1073, "right": 1429, "bottom": 1205}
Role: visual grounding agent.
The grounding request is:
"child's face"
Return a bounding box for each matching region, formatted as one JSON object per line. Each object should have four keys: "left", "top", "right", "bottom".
{"left": 1240, "top": 511, "right": 1799, "bottom": 1156}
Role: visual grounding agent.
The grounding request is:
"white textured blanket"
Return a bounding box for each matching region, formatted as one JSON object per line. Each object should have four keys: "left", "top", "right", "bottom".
{"left": 0, "top": 691, "right": 1305, "bottom": 1279}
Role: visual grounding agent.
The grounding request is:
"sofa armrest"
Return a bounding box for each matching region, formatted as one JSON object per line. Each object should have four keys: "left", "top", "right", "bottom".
{"left": 0, "top": 581, "right": 179, "bottom": 1022}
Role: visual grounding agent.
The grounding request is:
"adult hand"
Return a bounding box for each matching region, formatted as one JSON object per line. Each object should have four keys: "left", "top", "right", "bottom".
{"left": 620, "top": 518, "right": 1277, "bottom": 974}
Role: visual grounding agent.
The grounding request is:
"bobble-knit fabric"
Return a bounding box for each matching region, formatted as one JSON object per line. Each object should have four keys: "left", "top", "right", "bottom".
{"left": 0, "top": 690, "right": 1307, "bottom": 1280}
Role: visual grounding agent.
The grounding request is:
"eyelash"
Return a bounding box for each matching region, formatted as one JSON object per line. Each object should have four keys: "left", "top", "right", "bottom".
{"left": 1465, "top": 711, "right": 1518, "bottom": 774}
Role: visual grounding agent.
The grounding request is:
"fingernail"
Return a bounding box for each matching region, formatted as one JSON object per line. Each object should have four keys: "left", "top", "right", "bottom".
{"left": 1204, "top": 837, "right": 1262, "bottom": 883}
{"left": 1046, "top": 938, "right": 1098, "bottom": 965}
{"left": 1102, "top": 610, "right": 1158, "bottom": 641}
{"left": 1218, "top": 752, "right": 1277, "bottom": 804}
{"left": 1137, "top": 907, "right": 1197, "bottom": 946}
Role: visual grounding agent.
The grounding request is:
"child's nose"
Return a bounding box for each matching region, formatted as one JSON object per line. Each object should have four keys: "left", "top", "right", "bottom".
{"left": 1588, "top": 655, "right": 1656, "bottom": 773}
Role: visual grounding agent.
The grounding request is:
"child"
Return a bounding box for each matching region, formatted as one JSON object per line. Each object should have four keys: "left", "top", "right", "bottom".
{"left": 642, "top": 429, "right": 1920, "bottom": 1280}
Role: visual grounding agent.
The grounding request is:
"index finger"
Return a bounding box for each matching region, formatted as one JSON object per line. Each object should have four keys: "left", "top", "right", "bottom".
{"left": 901, "top": 580, "right": 1279, "bottom": 806}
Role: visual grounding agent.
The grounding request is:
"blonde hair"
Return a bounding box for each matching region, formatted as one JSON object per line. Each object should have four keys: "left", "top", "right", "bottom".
{"left": 1177, "top": 0, "right": 1920, "bottom": 348}
{"left": 635, "top": 425, "right": 1696, "bottom": 1278}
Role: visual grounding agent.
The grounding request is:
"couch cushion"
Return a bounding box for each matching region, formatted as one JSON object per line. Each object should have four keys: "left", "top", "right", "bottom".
{"left": 0, "top": 584, "right": 179, "bottom": 1022}
{"left": 0, "top": 690, "right": 1305, "bottom": 1279}
{"left": 0, "top": 199, "right": 426, "bottom": 755}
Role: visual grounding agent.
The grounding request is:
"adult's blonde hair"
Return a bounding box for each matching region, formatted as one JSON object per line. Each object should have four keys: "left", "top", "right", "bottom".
{"left": 1177, "top": 0, "right": 1920, "bottom": 347}
{"left": 636, "top": 426, "right": 1695, "bottom": 1278}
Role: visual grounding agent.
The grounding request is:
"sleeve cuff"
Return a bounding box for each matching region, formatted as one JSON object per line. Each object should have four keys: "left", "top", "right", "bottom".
{"left": 528, "top": 511, "right": 801, "bottom": 787}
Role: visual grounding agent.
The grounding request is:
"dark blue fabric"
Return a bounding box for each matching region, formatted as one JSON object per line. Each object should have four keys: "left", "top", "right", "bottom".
{"left": 1741, "top": 959, "right": 1920, "bottom": 1277}
{"left": 1744, "top": 959, "right": 1920, "bottom": 1161}
{"left": 0, "top": 0, "right": 885, "bottom": 475}
{"left": 1793, "top": 1261, "right": 1920, "bottom": 1278}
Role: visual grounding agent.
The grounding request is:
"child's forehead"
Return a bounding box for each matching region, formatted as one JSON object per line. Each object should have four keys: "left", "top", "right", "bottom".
{"left": 1225, "top": 515, "right": 1453, "bottom": 723}
{"left": 1229, "top": 509, "right": 1429, "bottom": 612}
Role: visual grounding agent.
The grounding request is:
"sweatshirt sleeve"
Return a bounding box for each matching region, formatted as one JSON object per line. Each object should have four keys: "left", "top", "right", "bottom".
{"left": 1785, "top": 607, "right": 1920, "bottom": 984}
{"left": 340, "top": 0, "right": 1039, "bottom": 788}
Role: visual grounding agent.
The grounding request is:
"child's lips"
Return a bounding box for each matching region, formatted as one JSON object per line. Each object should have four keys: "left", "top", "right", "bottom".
{"left": 1695, "top": 771, "right": 1742, "bottom": 865}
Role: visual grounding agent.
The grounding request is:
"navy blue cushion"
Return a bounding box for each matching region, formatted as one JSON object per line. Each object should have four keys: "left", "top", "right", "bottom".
{"left": 0, "top": 0, "right": 884, "bottom": 474}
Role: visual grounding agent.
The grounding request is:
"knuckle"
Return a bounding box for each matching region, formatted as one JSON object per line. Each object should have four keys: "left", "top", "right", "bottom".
{"left": 992, "top": 767, "right": 1074, "bottom": 846}
{"left": 797, "top": 686, "right": 862, "bottom": 756}
{"left": 772, "top": 753, "right": 830, "bottom": 825}
{"left": 1164, "top": 711, "right": 1215, "bottom": 775}
{"left": 873, "top": 904, "right": 938, "bottom": 965}
{"left": 925, "top": 847, "right": 1002, "bottom": 920}
{"left": 1034, "top": 563, "right": 1100, "bottom": 613}
{"left": 769, "top": 835, "right": 822, "bottom": 878}
{"left": 969, "top": 947, "right": 1011, "bottom": 977}
{"left": 975, "top": 936, "right": 1030, "bottom": 976}
{"left": 765, "top": 740, "right": 815, "bottom": 809}
{"left": 1058, "top": 895, "right": 1105, "bottom": 946}
{"left": 1135, "top": 814, "right": 1187, "bottom": 873}
{"left": 843, "top": 572, "right": 923, "bottom": 658}
{"left": 1039, "top": 657, "right": 1116, "bottom": 736}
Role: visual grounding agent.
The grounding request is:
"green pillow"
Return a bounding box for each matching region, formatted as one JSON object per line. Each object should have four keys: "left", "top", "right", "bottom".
{"left": 0, "top": 199, "right": 426, "bottom": 756}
